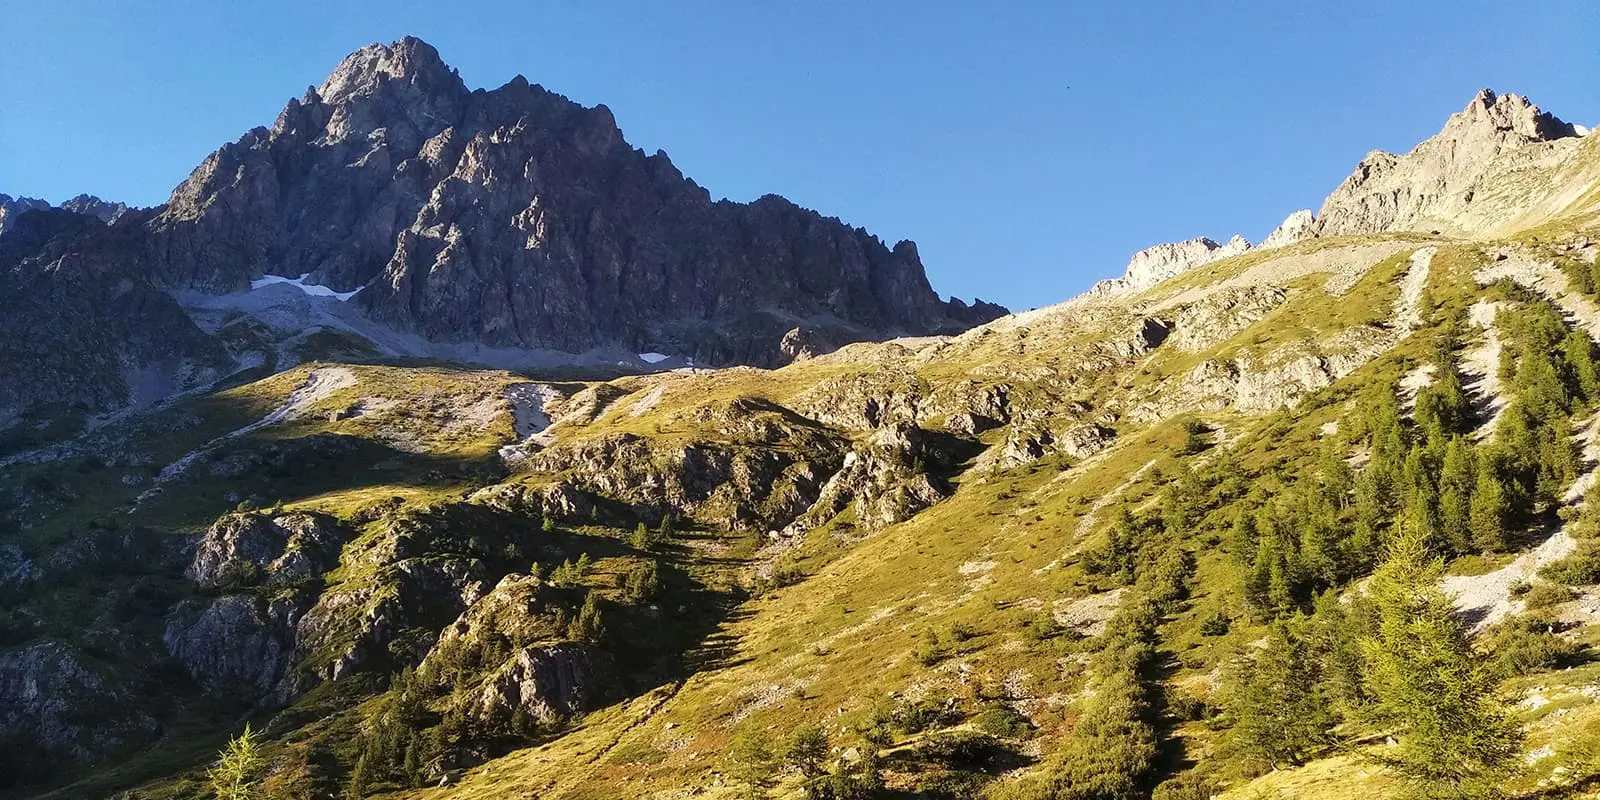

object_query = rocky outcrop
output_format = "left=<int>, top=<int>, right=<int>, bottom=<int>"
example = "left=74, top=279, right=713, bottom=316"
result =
left=163, top=593, right=303, bottom=702
left=471, top=644, right=605, bottom=724
left=781, top=423, right=967, bottom=537
left=422, top=573, right=608, bottom=725
left=0, top=641, right=158, bottom=763
left=1089, top=235, right=1252, bottom=296
left=291, top=554, right=487, bottom=685
left=519, top=397, right=848, bottom=530
left=979, top=421, right=1114, bottom=471
left=1261, top=209, right=1316, bottom=249
left=187, top=511, right=349, bottom=589
left=1169, top=285, right=1288, bottom=350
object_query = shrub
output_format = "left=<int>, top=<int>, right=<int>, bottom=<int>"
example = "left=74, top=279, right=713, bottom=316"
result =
left=920, top=730, right=1007, bottom=769
left=914, top=629, right=950, bottom=666
left=1151, top=772, right=1219, bottom=800
left=1197, top=610, right=1230, bottom=637
left=948, top=621, right=980, bottom=642
left=1541, top=544, right=1600, bottom=585
left=1486, top=616, right=1584, bottom=677
left=915, top=769, right=986, bottom=799
left=889, top=694, right=960, bottom=735
left=973, top=704, right=1033, bottom=738
left=1523, top=581, right=1574, bottom=610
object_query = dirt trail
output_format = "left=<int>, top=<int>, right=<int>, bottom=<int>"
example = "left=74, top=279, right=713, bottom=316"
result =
left=133, top=368, right=356, bottom=507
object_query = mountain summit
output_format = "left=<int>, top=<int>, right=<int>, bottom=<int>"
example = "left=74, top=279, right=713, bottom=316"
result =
left=146, top=36, right=1002, bottom=364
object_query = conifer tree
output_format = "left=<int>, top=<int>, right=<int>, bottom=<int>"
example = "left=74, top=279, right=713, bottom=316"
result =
left=1469, top=454, right=1510, bottom=552
left=1317, top=440, right=1355, bottom=510
left=1307, top=590, right=1371, bottom=715
left=1563, top=329, right=1600, bottom=405
left=1225, top=617, right=1333, bottom=768
left=209, top=724, right=265, bottom=800
left=1227, top=506, right=1258, bottom=565
left=1298, top=491, right=1341, bottom=588
left=1362, top=524, right=1521, bottom=796
left=785, top=725, right=830, bottom=799
left=730, top=730, right=776, bottom=800
left=1399, top=445, right=1442, bottom=552
left=1438, top=436, right=1477, bottom=554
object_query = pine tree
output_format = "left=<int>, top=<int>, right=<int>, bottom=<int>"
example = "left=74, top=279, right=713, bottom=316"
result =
left=1318, top=440, right=1355, bottom=509
left=624, top=560, right=660, bottom=603
left=1438, top=436, right=1477, bottom=555
left=1535, top=420, right=1578, bottom=506
left=630, top=522, right=651, bottom=550
left=1399, top=445, right=1442, bottom=552
left=1227, top=507, right=1259, bottom=565
left=209, top=724, right=265, bottom=800
left=785, top=725, right=830, bottom=799
left=1362, top=524, right=1521, bottom=796
left=730, top=730, right=776, bottom=800
left=343, top=752, right=372, bottom=800
left=1225, top=617, right=1334, bottom=768
left=1307, top=589, right=1371, bottom=715
left=1298, top=492, right=1341, bottom=588
left=1469, top=455, right=1510, bottom=552
left=570, top=591, right=606, bottom=641
left=1564, top=329, right=1600, bottom=405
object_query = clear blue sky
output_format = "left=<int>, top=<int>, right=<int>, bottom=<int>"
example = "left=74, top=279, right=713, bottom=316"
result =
left=2, top=1, right=1594, bottom=310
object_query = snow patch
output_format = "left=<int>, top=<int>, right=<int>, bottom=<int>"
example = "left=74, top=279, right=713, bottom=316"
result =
left=638, top=352, right=671, bottom=364
left=250, top=273, right=363, bottom=302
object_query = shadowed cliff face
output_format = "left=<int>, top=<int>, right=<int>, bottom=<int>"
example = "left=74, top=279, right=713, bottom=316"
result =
left=138, top=36, right=1005, bottom=363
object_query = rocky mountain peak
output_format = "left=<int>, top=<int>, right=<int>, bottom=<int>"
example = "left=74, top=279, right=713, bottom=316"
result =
left=0, top=193, right=127, bottom=239
left=316, top=36, right=465, bottom=108
left=1247, top=89, right=1588, bottom=253
left=1450, top=88, right=1578, bottom=142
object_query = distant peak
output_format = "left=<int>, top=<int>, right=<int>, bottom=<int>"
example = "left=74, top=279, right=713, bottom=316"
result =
left=1448, top=88, right=1577, bottom=142
left=316, top=36, right=464, bottom=106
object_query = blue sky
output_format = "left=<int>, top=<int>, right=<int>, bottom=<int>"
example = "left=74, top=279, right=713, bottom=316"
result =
left=2, top=1, right=1594, bottom=310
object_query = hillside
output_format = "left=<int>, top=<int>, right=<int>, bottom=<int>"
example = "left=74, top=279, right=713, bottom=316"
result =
left=2, top=84, right=1600, bottom=800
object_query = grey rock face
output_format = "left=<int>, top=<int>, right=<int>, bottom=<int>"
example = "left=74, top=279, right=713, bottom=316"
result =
left=129, top=37, right=1002, bottom=365
left=1170, top=285, right=1288, bottom=351
left=163, top=593, right=302, bottom=701
left=187, top=511, right=348, bottom=590
left=1261, top=209, right=1317, bottom=249
left=0, top=641, right=158, bottom=762
left=472, top=644, right=604, bottom=724
left=423, top=573, right=608, bottom=724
